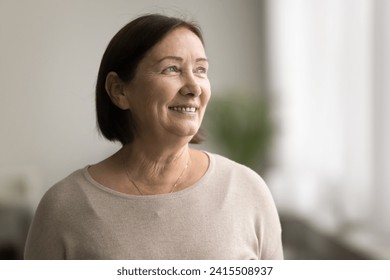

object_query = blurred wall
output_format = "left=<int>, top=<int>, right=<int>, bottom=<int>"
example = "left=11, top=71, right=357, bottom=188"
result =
left=0, top=0, right=264, bottom=208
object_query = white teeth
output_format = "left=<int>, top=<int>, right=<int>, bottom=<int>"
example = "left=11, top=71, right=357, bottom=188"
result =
left=170, top=106, right=197, bottom=112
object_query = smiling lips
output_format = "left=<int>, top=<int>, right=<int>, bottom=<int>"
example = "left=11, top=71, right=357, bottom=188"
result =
left=169, top=106, right=198, bottom=113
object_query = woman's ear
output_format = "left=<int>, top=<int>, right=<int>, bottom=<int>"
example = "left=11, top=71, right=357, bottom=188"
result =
left=105, top=72, right=130, bottom=110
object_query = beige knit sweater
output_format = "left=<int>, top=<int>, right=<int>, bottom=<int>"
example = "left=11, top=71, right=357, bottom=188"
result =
left=24, top=152, right=283, bottom=260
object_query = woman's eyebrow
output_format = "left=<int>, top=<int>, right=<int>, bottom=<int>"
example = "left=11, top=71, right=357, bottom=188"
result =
left=157, top=56, right=183, bottom=63
left=156, top=56, right=208, bottom=63
left=195, top=57, right=208, bottom=63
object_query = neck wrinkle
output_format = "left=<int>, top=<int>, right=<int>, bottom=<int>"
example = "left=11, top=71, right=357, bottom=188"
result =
left=120, top=142, right=190, bottom=190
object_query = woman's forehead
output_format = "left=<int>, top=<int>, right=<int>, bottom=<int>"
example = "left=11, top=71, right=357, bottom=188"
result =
left=146, top=28, right=206, bottom=61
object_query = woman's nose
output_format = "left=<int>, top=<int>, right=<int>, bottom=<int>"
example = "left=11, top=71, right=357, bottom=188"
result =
left=179, top=73, right=201, bottom=97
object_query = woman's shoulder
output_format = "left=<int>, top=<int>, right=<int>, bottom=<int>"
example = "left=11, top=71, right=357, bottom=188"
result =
left=206, top=151, right=280, bottom=223
left=37, top=167, right=88, bottom=212
left=206, top=151, right=274, bottom=200
left=207, top=152, right=264, bottom=182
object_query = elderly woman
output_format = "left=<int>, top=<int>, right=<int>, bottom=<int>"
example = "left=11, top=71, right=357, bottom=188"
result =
left=24, top=14, right=283, bottom=260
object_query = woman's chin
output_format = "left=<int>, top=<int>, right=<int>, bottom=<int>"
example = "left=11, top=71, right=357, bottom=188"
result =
left=168, top=127, right=199, bottom=140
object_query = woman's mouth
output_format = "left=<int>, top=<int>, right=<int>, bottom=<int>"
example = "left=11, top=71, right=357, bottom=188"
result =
left=168, top=106, right=198, bottom=113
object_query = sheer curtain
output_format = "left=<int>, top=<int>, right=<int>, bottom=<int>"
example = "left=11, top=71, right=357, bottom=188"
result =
left=266, top=0, right=389, bottom=258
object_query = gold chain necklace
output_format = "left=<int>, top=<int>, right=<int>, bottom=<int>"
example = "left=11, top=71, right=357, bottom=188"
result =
left=123, top=155, right=190, bottom=195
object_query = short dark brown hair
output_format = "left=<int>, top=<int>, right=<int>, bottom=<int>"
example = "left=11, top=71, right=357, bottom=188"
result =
left=96, top=14, right=205, bottom=145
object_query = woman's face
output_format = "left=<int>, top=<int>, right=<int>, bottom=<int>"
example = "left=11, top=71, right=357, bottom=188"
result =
left=123, top=27, right=211, bottom=142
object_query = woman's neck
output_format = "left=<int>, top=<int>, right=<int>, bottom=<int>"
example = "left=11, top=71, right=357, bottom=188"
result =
left=119, top=140, right=191, bottom=194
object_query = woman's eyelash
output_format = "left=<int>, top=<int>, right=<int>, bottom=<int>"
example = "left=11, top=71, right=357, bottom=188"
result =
left=163, top=66, right=179, bottom=73
left=196, top=67, right=207, bottom=74
left=162, top=65, right=208, bottom=74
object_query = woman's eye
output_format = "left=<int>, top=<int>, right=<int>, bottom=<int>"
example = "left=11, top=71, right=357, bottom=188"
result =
left=195, top=67, right=207, bottom=74
left=163, top=66, right=179, bottom=73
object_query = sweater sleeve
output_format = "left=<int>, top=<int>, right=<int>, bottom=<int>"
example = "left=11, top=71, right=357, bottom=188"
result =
left=243, top=169, right=283, bottom=260
left=257, top=178, right=284, bottom=260
left=24, top=187, right=66, bottom=259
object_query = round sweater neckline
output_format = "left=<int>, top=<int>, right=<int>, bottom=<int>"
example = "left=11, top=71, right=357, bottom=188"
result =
left=82, top=151, right=215, bottom=201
